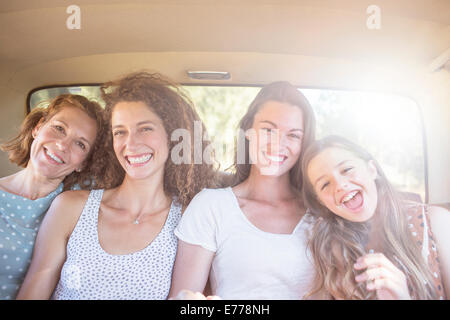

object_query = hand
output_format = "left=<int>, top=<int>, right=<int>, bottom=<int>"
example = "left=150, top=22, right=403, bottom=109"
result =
left=354, top=253, right=411, bottom=300
left=169, top=289, right=221, bottom=300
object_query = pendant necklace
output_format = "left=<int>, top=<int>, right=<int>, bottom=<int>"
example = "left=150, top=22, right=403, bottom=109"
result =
left=133, top=213, right=145, bottom=225
left=132, top=201, right=170, bottom=225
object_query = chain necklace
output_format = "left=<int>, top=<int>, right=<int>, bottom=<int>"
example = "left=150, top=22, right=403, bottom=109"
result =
left=132, top=202, right=171, bottom=225
left=133, top=211, right=148, bottom=225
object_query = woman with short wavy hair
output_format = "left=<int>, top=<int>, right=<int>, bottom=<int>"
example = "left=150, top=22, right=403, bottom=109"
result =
left=0, top=94, right=106, bottom=299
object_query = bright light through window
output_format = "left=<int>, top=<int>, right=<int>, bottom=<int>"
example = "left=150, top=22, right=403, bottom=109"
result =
left=29, top=85, right=425, bottom=200
left=301, top=89, right=424, bottom=200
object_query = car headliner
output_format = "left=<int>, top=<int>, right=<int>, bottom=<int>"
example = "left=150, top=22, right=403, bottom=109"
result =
left=0, top=0, right=448, bottom=204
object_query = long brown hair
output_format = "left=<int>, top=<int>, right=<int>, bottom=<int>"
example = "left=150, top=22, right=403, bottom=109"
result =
left=1, top=94, right=107, bottom=191
left=301, top=135, right=438, bottom=299
left=230, top=81, right=316, bottom=190
left=99, top=71, right=217, bottom=208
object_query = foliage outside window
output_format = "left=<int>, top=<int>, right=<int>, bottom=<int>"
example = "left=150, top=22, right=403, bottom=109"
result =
left=29, top=85, right=425, bottom=200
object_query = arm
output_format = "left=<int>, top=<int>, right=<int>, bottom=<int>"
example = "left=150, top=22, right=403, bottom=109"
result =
left=16, top=191, right=87, bottom=299
left=168, top=240, right=215, bottom=298
left=427, top=205, right=450, bottom=298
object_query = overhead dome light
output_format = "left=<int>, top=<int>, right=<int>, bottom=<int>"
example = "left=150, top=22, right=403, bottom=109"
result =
left=187, top=71, right=231, bottom=80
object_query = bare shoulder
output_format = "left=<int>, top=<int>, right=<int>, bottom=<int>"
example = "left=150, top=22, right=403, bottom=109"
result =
left=426, top=205, right=450, bottom=246
left=0, top=173, right=18, bottom=192
left=46, top=189, right=91, bottom=223
left=427, top=205, right=450, bottom=223
left=52, top=189, right=91, bottom=207
left=43, top=189, right=93, bottom=240
left=0, top=175, right=10, bottom=189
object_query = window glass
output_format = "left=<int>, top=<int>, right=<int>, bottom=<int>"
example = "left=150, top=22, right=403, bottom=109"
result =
left=302, top=89, right=424, bottom=200
left=29, top=86, right=104, bottom=110
left=29, top=85, right=425, bottom=200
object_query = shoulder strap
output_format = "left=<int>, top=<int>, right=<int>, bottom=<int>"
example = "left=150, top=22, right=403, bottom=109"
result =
left=407, top=204, right=446, bottom=299
left=68, top=189, right=104, bottom=243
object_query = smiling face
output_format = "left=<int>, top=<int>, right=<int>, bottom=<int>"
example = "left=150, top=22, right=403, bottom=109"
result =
left=29, top=105, right=98, bottom=180
left=306, top=147, right=379, bottom=222
left=111, top=101, right=169, bottom=181
left=247, top=100, right=304, bottom=177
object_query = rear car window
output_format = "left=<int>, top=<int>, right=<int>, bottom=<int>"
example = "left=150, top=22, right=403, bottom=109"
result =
left=29, top=85, right=426, bottom=200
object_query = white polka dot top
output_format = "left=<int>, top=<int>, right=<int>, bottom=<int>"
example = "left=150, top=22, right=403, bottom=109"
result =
left=52, top=189, right=181, bottom=300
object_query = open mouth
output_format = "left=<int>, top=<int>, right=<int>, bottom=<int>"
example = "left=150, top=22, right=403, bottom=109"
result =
left=44, top=147, right=65, bottom=164
left=340, top=190, right=364, bottom=211
left=126, top=153, right=153, bottom=166
left=264, top=152, right=288, bottom=164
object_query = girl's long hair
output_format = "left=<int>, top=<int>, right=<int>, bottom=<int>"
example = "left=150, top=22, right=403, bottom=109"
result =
left=301, top=135, right=438, bottom=299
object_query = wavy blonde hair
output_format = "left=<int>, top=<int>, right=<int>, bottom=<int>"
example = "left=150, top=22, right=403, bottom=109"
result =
left=301, top=136, right=438, bottom=300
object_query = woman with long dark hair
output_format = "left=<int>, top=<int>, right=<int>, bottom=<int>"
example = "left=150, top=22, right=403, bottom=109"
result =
left=169, top=81, right=317, bottom=299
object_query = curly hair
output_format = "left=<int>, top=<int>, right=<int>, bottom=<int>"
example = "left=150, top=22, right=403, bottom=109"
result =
left=98, top=71, right=218, bottom=208
left=1, top=94, right=108, bottom=191
left=301, top=136, right=438, bottom=300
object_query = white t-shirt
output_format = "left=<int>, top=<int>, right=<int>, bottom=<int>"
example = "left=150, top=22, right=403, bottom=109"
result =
left=174, top=187, right=316, bottom=300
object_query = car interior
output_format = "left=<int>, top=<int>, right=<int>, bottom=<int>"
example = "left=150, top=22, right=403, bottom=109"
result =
left=0, top=0, right=449, bottom=208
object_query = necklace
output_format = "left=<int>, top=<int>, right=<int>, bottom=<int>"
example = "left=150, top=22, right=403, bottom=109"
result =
left=132, top=202, right=171, bottom=225
left=133, top=211, right=149, bottom=224
left=132, top=212, right=145, bottom=225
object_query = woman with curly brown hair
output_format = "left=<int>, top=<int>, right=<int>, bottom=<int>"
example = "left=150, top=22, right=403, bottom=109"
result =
left=0, top=94, right=105, bottom=299
left=17, top=72, right=217, bottom=300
